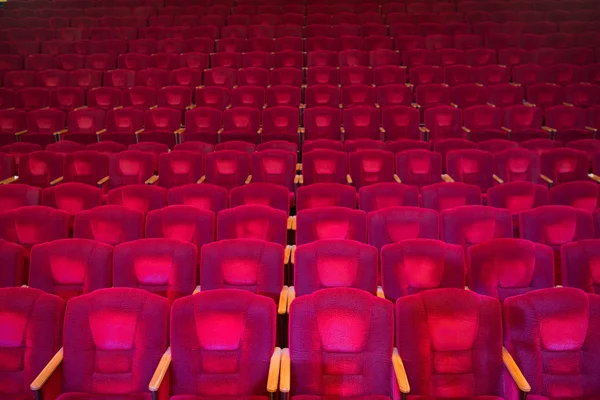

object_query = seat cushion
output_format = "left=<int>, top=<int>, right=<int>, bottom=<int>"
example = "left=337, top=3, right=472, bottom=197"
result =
left=407, top=397, right=503, bottom=400
left=527, top=396, right=600, bottom=400
left=293, top=396, right=391, bottom=400
left=170, top=397, right=268, bottom=400
left=0, top=394, right=32, bottom=400
left=57, top=393, right=151, bottom=400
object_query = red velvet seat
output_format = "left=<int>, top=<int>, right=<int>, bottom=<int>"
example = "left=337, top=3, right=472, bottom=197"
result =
left=73, top=205, right=144, bottom=246
left=561, top=239, right=600, bottom=294
left=396, top=289, right=506, bottom=400
left=358, top=182, right=419, bottom=213
left=113, top=238, right=197, bottom=302
left=106, top=184, right=167, bottom=215
left=421, top=182, right=482, bottom=212
left=468, top=238, right=554, bottom=301
left=294, top=239, right=378, bottom=296
left=203, top=150, right=251, bottom=190
left=155, top=151, right=204, bottom=189
left=29, top=238, right=112, bottom=300
left=217, top=204, right=287, bottom=247
left=0, top=183, right=41, bottom=210
left=381, top=239, right=464, bottom=301
left=503, top=288, right=600, bottom=400
left=395, top=150, right=443, bottom=188
left=301, top=150, right=348, bottom=186
left=167, top=183, right=228, bottom=214
left=549, top=181, right=600, bottom=212
left=446, top=149, right=496, bottom=192
left=349, top=150, right=396, bottom=189
left=296, top=183, right=357, bottom=211
left=0, top=205, right=69, bottom=251
left=42, top=182, right=102, bottom=215
left=440, top=205, right=513, bottom=251
left=34, top=288, right=169, bottom=400
left=0, top=287, right=64, bottom=400
left=296, top=206, right=367, bottom=245
left=368, top=206, right=439, bottom=251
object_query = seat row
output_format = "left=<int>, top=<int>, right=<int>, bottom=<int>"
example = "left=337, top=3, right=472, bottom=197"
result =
left=2, top=285, right=599, bottom=399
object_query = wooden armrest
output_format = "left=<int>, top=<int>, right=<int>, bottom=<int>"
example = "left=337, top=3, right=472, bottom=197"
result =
left=50, top=176, right=64, bottom=186
left=524, top=101, right=535, bottom=107
left=541, top=126, right=555, bottom=133
left=286, top=286, right=295, bottom=313
left=96, top=128, right=107, bottom=135
left=296, top=163, right=302, bottom=171
left=291, top=245, right=296, bottom=264
left=15, top=130, right=28, bottom=136
left=347, top=174, right=353, bottom=184
left=245, top=175, right=252, bottom=184
left=185, top=104, right=195, bottom=110
left=462, top=126, right=471, bottom=133
left=450, top=102, right=458, bottom=108
left=135, top=128, right=145, bottom=135
left=586, top=126, right=598, bottom=133
left=380, top=127, right=386, bottom=133
left=287, top=216, right=295, bottom=231
left=267, top=347, right=283, bottom=393
left=197, top=175, right=205, bottom=184
left=145, top=175, right=159, bottom=185
left=285, top=245, right=292, bottom=264
left=279, top=348, right=290, bottom=393
left=97, top=176, right=109, bottom=186
left=149, top=105, right=158, bottom=110
left=510, top=82, right=522, bottom=87
left=502, top=126, right=511, bottom=133
left=563, top=102, right=574, bottom=107
left=148, top=347, right=171, bottom=392
left=392, top=348, right=410, bottom=394
left=31, top=348, right=63, bottom=391
left=54, top=129, right=68, bottom=135
left=540, top=174, right=553, bottom=185
left=299, top=104, right=306, bottom=109
left=394, top=174, right=401, bottom=183
left=588, top=173, right=600, bottom=183
left=412, top=102, right=420, bottom=109
left=418, top=126, right=429, bottom=133
left=294, top=174, right=301, bottom=184
left=74, top=105, right=88, bottom=110
left=298, top=175, right=303, bottom=185
left=486, top=102, right=496, bottom=107
left=193, top=285, right=201, bottom=294
left=502, top=347, right=531, bottom=393
left=278, top=286, right=289, bottom=315
left=298, top=127, right=305, bottom=134
left=175, top=128, right=185, bottom=134
left=218, top=127, right=224, bottom=134
left=441, top=174, right=454, bottom=182
left=493, top=174, right=504, bottom=184
left=0, top=176, right=18, bottom=185
left=377, top=286, right=385, bottom=299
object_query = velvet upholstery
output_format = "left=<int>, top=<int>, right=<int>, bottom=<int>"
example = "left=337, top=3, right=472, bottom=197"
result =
left=113, top=238, right=197, bottom=302
left=561, top=239, right=600, bottom=294
left=395, top=150, right=443, bottom=188
left=487, top=182, right=550, bottom=217
left=296, top=206, right=367, bottom=245
left=296, top=184, right=357, bottom=211
left=42, top=182, right=103, bottom=214
left=0, top=184, right=41, bottom=210
left=17, top=151, right=63, bottom=188
left=106, top=150, right=155, bottom=190
left=381, top=239, right=465, bottom=301
left=217, top=204, right=288, bottom=247
left=29, top=238, right=112, bottom=300
left=468, top=238, right=554, bottom=301
left=59, top=288, right=169, bottom=398
left=421, top=182, right=482, bottom=212
left=540, top=148, right=589, bottom=186
left=169, top=290, right=276, bottom=397
left=204, top=150, right=251, bottom=190
left=294, top=239, right=378, bottom=296
left=288, top=287, right=394, bottom=398
left=446, top=149, right=496, bottom=192
left=368, top=206, right=439, bottom=251
left=167, top=183, right=228, bottom=214
left=440, top=205, right=512, bottom=251
left=349, top=150, right=396, bottom=189
left=200, top=239, right=284, bottom=301
left=396, top=289, right=504, bottom=399
left=157, top=151, right=204, bottom=189
left=107, top=184, right=167, bottom=215
left=493, top=148, right=541, bottom=183
left=0, top=205, right=69, bottom=249
left=503, top=288, right=600, bottom=400
left=145, top=205, right=215, bottom=252
left=358, top=183, right=420, bottom=213
left=73, top=205, right=144, bottom=246
left=230, top=183, right=291, bottom=214
left=0, top=239, right=26, bottom=287
left=549, top=182, right=600, bottom=212
left=251, top=149, right=297, bottom=193
left=0, top=287, right=64, bottom=400
left=301, top=149, right=349, bottom=185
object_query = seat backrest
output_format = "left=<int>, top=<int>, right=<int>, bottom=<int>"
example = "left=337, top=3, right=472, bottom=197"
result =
left=396, top=288, right=503, bottom=398
left=349, top=149, right=395, bottom=189
left=358, top=182, right=420, bottom=213
left=503, top=288, right=600, bottom=399
left=421, top=182, right=482, bottom=212
left=41, top=182, right=102, bottom=214
left=170, top=289, right=276, bottom=397
left=0, top=184, right=42, bottom=211
left=296, top=206, right=367, bottom=245
left=157, top=150, right=204, bottom=189
left=549, top=181, right=600, bottom=212
left=217, top=204, right=287, bottom=247
left=368, top=206, right=439, bottom=250
left=0, top=206, right=69, bottom=247
left=540, top=148, right=589, bottom=185
left=395, top=150, right=443, bottom=188
left=381, top=239, right=464, bottom=301
left=519, top=205, right=594, bottom=249
left=468, top=238, right=554, bottom=301
left=106, top=184, right=167, bottom=215
left=62, top=288, right=169, bottom=394
left=302, top=149, right=348, bottom=185
left=0, top=287, right=64, bottom=397
left=29, top=238, right=112, bottom=300
left=167, top=183, right=228, bottom=214
left=446, top=149, right=495, bottom=192
left=440, top=205, right=513, bottom=251
left=200, top=239, right=284, bottom=301
left=251, top=149, right=296, bottom=192
left=229, top=182, right=290, bottom=214
left=18, top=151, right=63, bottom=188
left=294, top=239, right=378, bottom=296
left=145, top=205, right=214, bottom=250
left=296, top=183, right=357, bottom=211
left=113, top=238, right=197, bottom=302
left=108, top=150, right=155, bottom=189
left=289, top=287, right=393, bottom=396
left=561, top=239, right=600, bottom=294
left=204, top=150, right=251, bottom=190
left=486, top=181, right=550, bottom=216
left=73, top=205, right=144, bottom=246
